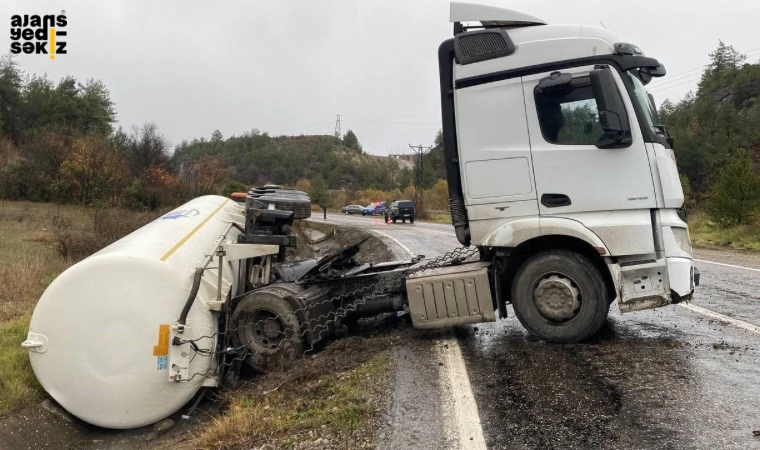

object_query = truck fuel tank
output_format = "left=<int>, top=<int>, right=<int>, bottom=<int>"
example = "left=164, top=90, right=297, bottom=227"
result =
left=406, top=261, right=496, bottom=328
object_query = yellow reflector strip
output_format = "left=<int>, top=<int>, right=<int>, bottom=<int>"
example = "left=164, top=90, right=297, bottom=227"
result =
left=160, top=199, right=229, bottom=261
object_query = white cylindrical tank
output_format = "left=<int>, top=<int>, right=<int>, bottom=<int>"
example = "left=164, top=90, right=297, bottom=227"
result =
left=24, top=195, right=244, bottom=429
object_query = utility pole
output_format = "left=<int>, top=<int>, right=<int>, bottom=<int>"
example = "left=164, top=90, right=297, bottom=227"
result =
left=334, top=114, right=341, bottom=140
left=409, top=144, right=433, bottom=217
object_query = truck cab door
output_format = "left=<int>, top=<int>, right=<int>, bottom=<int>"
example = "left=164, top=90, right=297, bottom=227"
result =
left=522, top=66, right=657, bottom=255
left=453, top=76, right=539, bottom=244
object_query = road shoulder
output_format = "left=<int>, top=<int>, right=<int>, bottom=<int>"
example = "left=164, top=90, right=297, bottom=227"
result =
left=694, top=247, right=760, bottom=270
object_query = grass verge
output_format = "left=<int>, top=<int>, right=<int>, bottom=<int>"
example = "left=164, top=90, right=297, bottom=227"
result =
left=191, top=340, right=395, bottom=450
left=688, top=209, right=760, bottom=251
left=425, top=212, right=450, bottom=224
left=0, top=200, right=164, bottom=416
left=0, top=316, right=42, bottom=415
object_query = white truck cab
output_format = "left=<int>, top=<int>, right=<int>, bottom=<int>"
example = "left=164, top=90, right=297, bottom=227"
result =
left=438, top=2, right=699, bottom=341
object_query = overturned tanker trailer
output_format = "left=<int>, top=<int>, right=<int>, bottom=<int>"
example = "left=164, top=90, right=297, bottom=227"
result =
left=22, top=187, right=493, bottom=429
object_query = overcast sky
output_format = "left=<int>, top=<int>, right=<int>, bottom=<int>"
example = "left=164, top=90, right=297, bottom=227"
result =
left=4, top=0, right=759, bottom=155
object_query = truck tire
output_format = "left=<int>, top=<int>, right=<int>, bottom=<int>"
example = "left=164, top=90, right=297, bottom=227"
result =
left=247, top=189, right=312, bottom=220
left=409, top=217, right=415, bottom=223
left=231, top=286, right=303, bottom=371
left=511, top=250, right=609, bottom=343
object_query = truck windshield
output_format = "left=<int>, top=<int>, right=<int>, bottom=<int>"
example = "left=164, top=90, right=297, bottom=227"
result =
left=626, top=71, right=663, bottom=136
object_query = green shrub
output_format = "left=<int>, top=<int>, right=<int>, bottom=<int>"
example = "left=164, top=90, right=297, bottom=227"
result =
left=123, top=179, right=164, bottom=211
left=221, top=180, right=248, bottom=198
left=680, top=173, right=694, bottom=211
left=707, top=148, right=760, bottom=225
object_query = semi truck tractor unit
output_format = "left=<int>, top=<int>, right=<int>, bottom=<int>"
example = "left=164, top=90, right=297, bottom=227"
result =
left=23, top=2, right=698, bottom=429
left=436, top=2, right=699, bottom=341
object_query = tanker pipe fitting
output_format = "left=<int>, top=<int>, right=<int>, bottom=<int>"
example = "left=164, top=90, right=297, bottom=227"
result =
left=177, top=222, right=236, bottom=332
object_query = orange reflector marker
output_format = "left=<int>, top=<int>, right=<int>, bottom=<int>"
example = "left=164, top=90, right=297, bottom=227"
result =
left=595, top=247, right=607, bottom=255
left=153, top=324, right=170, bottom=356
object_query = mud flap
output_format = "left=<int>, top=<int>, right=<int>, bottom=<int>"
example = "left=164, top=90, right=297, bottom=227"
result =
left=616, top=260, right=671, bottom=313
left=406, top=262, right=496, bottom=328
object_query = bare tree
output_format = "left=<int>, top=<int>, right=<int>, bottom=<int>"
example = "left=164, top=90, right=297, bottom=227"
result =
left=22, top=125, right=76, bottom=182
left=125, top=121, right=169, bottom=175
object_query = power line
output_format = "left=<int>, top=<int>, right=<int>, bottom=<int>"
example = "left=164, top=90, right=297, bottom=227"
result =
left=341, top=119, right=440, bottom=125
left=647, top=66, right=705, bottom=88
left=648, top=46, right=760, bottom=91
left=649, top=75, right=703, bottom=93
left=649, top=49, right=760, bottom=94
left=341, top=113, right=440, bottom=120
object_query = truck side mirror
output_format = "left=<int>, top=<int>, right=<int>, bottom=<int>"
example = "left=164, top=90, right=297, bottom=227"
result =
left=590, top=67, right=632, bottom=148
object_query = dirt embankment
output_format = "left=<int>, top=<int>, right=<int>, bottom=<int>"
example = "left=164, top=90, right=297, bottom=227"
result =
left=0, top=221, right=404, bottom=450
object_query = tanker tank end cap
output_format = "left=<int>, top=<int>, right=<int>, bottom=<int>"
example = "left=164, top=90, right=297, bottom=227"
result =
left=21, top=332, right=49, bottom=353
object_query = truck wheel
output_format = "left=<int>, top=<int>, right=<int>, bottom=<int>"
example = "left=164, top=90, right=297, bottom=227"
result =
left=409, top=217, right=415, bottom=223
left=392, top=218, right=397, bottom=224
left=231, top=287, right=303, bottom=371
left=402, top=218, right=406, bottom=223
left=511, top=250, right=609, bottom=343
left=247, top=189, right=312, bottom=220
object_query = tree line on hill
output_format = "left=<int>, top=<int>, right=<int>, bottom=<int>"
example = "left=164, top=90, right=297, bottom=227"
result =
left=0, top=54, right=435, bottom=210
left=1, top=40, right=757, bottom=224
left=660, top=42, right=760, bottom=225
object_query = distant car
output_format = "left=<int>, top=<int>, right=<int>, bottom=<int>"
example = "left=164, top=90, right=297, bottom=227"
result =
left=385, top=200, right=416, bottom=223
left=341, top=204, right=364, bottom=215
left=362, top=202, right=386, bottom=216
left=362, top=204, right=375, bottom=216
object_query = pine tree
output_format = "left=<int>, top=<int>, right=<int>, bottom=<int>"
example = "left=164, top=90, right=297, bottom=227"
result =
left=707, top=148, right=760, bottom=224
left=342, top=130, right=362, bottom=152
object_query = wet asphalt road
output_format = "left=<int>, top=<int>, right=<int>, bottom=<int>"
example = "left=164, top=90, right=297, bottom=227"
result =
left=319, top=213, right=760, bottom=450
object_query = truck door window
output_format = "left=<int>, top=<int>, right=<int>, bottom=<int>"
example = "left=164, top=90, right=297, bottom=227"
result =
left=535, top=84, right=605, bottom=145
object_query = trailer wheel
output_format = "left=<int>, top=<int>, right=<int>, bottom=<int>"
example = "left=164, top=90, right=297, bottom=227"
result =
left=231, top=287, right=303, bottom=371
left=511, top=250, right=609, bottom=343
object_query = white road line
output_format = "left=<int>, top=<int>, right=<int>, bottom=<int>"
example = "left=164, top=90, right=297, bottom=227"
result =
left=437, top=336, right=488, bottom=450
left=678, top=303, right=760, bottom=335
left=694, top=259, right=760, bottom=273
left=405, top=227, right=457, bottom=237
left=369, top=229, right=415, bottom=257
left=369, top=228, right=486, bottom=449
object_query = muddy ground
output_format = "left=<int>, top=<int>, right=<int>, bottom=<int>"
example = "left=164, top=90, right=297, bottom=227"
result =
left=0, top=221, right=403, bottom=450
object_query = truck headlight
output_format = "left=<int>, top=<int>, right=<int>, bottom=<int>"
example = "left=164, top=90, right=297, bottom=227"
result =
left=672, top=227, right=692, bottom=255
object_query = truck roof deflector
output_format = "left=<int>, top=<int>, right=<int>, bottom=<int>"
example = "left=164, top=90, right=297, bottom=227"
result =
left=450, top=2, right=547, bottom=27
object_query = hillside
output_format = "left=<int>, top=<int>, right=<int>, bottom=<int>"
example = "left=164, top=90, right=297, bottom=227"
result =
left=171, top=133, right=414, bottom=192
left=660, top=42, right=760, bottom=194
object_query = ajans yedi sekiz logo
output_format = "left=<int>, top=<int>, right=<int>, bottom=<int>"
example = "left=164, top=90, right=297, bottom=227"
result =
left=9, top=11, right=67, bottom=60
